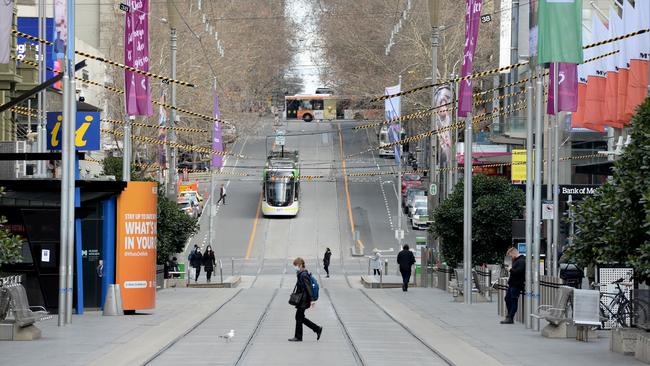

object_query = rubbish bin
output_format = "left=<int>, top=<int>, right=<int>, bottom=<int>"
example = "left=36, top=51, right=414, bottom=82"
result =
left=559, top=263, right=584, bottom=289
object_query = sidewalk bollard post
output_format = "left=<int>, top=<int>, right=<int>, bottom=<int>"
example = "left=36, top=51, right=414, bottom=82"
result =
left=368, top=257, right=371, bottom=275
left=413, top=264, right=416, bottom=286
left=219, top=259, right=223, bottom=284
left=380, top=270, right=383, bottom=289
left=384, top=259, right=388, bottom=276
left=231, top=257, right=234, bottom=276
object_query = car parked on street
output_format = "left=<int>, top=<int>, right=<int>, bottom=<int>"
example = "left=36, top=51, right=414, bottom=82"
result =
left=401, top=173, right=424, bottom=196
left=408, top=196, right=427, bottom=218
left=404, top=188, right=426, bottom=214
left=177, top=198, right=199, bottom=219
left=410, top=205, right=430, bottom=230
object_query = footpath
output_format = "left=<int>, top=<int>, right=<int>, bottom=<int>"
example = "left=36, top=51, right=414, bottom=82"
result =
left=0, top=283, right=645, bottom=366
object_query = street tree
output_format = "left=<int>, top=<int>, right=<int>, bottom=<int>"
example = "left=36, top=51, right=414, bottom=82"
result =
left=431, top=174, right=525, bottom=267
left=157, top=190, right=199, bottom=264
left=567, top=98, right=650, bottom=283
left=0, top=188, right=23, bottom=267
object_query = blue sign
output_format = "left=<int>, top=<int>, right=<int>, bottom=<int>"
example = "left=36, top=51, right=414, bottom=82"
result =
left=518, top=242, right=526, bottom=254
left=17, top=17, right=55, bottom=81
left=46, top=112, right=101, bottom=151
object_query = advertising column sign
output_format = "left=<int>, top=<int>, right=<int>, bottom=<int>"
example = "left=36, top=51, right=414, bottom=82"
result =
left=116, top=182, right=158, bottom=310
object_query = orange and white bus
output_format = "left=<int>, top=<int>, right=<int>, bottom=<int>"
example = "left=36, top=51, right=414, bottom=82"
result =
left=284, top=94, right=381, bottom=122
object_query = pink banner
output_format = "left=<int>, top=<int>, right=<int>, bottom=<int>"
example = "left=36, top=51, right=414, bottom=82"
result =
left=547, top=63, right=578, bottom=115
left=457, top=0, right=482, bottom=117
left=211, top=89, right=223, bottom=169
left=125, top=0, right=153, bottom=116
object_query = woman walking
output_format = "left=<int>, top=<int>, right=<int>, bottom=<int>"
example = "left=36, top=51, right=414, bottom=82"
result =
left=288, top=257, right=323, bottom=342
left=371, top=249, right=382, bottom=276
left=203, top=246, right=216, bottom=283
left=189, top=246, right=203, bottom=283
left=323, top=248, right=332, bottom=278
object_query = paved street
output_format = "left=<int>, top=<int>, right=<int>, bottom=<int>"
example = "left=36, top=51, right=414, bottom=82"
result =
left=1, top=118, right=645, bottom=366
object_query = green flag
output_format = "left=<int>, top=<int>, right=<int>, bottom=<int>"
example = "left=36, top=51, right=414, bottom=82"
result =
left=537, top=0, right=583, bottom=64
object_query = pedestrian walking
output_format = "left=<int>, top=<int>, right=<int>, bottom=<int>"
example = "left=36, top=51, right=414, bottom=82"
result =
left=203, top=246, right=216, bottom=283
left=371, top=249, right=382, bottom=276
left=288, top=257, right=323, bottom=342
left=501, top=247, right=525, bottom=324
left=397, top=244, right=415, bottom=292
left=323, top=248, right=332, bottom=278
left=189, top=246, right=203, bottom=283
left=216, top=184, right=227, bottom=205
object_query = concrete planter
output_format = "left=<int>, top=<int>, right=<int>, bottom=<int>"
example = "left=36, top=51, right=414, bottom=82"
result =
left=610, top=328, right=646, bottom=355
left=636, top=333, right=650, bottom=364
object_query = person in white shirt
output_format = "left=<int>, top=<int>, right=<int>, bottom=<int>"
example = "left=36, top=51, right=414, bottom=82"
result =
left=217, top=184, right=227, bottom=205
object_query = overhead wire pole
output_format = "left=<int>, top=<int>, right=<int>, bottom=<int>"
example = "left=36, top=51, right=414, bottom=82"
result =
left=397, top=74, right=403, bottom=249
left=208, top=77, right=216, bottom=255
left=427, top=0, right=440, bottom=256
left=552, top=62, right=560, bottom=277
left=63, top=0, right=77, bottom=325
left=167, top=0, right=179, bottom=199
left=532, top=65, right=544, bottom=331
left=524, top=69, right=533, bottom=329
left=123, top=116, right=132, bottom=181
left=37, top=0, right=46, bottom=177
left=545, top=96, right=553, bottom=276
left=463, top=112, right=472, bottom=305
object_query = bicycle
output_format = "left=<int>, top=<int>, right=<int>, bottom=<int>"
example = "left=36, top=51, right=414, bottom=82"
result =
left=596, top=277, right=650, bottom=328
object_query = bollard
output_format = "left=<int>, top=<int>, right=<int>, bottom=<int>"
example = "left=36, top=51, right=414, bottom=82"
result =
left=231, top=257, right=235, bottom=276
left=219, top=259, right=224, bottom=284
left=384, top=259, right=388, bottom=276
left=103, top=284, right=123, bottom=316
left=380, top=270, right=383, bottom=289
left=368, top=258, right=371, bottom=275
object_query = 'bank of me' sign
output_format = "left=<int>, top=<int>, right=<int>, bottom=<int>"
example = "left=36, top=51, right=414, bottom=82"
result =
left=46, top=111, right=101, bottom=151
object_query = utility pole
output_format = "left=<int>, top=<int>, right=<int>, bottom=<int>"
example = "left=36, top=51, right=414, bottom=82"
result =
left=37, top=0, right=46, bottom=177
left=167, top=0, right=179, bottom=199
left=524, top=65, right=533, bottom=329
left=463, top=113, right=473, bottom=305
left=208, top=78, right=216, bottom=254
left=552, top=63, right=560, bottom=278
left=123, top=116, right=132, bottom=181
left=397, top=74, right=403, bottom=249
left=59, top=0, right=77, bottom=325
left=545, top=107, right=553, bottom=275
left=427, top=0, right=440, bottom=255
left=532, top=66, right=544, bottom=331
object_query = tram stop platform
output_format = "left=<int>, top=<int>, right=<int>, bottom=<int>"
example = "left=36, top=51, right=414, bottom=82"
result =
left=0, top=284, right=644, bottom=366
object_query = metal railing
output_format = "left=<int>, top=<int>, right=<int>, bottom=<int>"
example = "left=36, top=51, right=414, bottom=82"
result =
left=497, top=275, right=564, bottom=326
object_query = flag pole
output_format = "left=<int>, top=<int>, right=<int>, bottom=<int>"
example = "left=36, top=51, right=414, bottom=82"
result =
left=532, top=65, right=544, bottom=331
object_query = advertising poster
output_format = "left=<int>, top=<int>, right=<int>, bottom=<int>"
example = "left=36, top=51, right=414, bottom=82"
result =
left=53, top=0, right=65, bottom=89
left=433, top=86, right=453, bottom=165
left=17, top=17, right=55, bottom=80
left=116, top=182, right=158, bottom=311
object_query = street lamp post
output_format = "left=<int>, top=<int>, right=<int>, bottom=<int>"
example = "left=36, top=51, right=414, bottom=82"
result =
left=167, top=0, right=179, bottom=199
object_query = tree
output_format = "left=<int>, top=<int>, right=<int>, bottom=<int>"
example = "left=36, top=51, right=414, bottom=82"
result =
left=567, top=98, right=650, bottom=283
left=0, top=188, right=23, bottom=267
left=431, top=175, right=525, bottom=267
left=157, top=191, right=198, bottom=264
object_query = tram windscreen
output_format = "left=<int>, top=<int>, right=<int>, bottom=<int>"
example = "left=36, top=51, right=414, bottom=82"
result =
left=266, top=173, right=295, bottom=207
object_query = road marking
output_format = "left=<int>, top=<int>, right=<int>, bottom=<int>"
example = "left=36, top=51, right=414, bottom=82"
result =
left=245, top=192, right=263, bottom=259
left=337, top=125, right=356, bottom=239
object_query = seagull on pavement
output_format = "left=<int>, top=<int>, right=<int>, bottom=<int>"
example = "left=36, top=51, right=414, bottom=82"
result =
left=219, top=329, right=235, bottom=342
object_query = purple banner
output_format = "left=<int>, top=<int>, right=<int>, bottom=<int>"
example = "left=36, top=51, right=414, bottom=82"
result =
left=547, top=63, right=578, bottom=115
left=211, top=89, right=224, bottom=169
left=157, top=89, right=167, bottom=168
left=457, top=0, right=483, bottom=117
left=125, top=0, right=153, bottom=116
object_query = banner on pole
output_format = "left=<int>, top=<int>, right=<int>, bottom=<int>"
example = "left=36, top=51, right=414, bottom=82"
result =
left=52, top=0, right=65, bottom=89
left=125, top=0, right=153, bottom=116
left=385, top=83, right=402, bottom=165
left=537, top=0, right=583, bottom=64
left=211, top=88, right=223, bottom=169
left=547, top=63, right=578, bottom=115
left=434, top=86, right=453, bottom=165
left=157, top=88, right=167, bottom=168
left=457, top=0, right=483, bottom=117
left=511, top=149, right=527, bottom=182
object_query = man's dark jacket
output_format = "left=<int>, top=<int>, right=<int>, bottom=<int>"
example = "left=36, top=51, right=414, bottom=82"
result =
left=397, top=249, right=416, bottom=272
left=508, top=255, right=526, bottom=289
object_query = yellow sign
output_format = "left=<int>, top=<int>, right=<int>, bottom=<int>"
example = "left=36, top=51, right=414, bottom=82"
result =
left=511, top=149, right=527, bottom=182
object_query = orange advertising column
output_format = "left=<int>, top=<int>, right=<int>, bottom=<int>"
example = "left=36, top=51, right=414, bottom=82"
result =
left=116, top=182, right=158, bottom=311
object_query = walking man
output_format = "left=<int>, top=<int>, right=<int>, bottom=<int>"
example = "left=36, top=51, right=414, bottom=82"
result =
left=189, top=245, right=203, bottom=283
left=323, top=248, right=332, bottom=278
left=216, top=183, right=227, bottom=205
left=501, top=247, right=525, bottom=324
left=288, top=257, right=323, bottom=342
left=397, top=244, right=416, bottom=292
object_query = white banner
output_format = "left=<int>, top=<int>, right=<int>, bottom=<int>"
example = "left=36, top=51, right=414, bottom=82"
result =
left=0, top=0, right=13, bottom=64
left=499, top=0, right=512, bottom=72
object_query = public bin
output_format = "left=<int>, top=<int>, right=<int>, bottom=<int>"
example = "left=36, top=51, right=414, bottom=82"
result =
left=559, top=263, right=584, bottom=289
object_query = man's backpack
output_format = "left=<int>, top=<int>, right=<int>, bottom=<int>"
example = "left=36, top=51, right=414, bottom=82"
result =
left=308, top=272, right=319, bottom=301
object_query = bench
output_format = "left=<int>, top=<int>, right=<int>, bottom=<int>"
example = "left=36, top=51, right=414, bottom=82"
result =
left=530, top=285, right=574, bottom=338
left=450, top=268, right=465, bottom=297
left=6, top=284, right=51, bottom=327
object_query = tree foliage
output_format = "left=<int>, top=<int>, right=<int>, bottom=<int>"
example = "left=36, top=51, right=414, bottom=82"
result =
left=431, top=175, right=525, bottom=267
left=157, top=190, right=198, bottom=264
left=567, top=98, right=650, bottom=283
left=0, top=188, right=23, bottom=267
